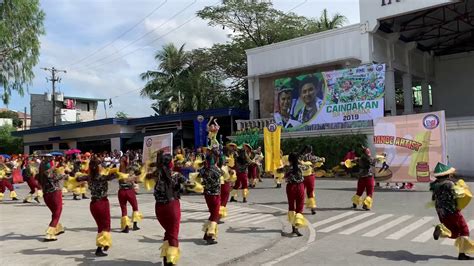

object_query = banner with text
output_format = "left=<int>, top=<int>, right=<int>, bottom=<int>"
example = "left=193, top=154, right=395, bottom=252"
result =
left=274, top=64, right=385, bottom=131
left=142, top=133, right=173, bottom=164
left=264, top=124, right=282, bottom=173
left=373, top=111, right=447, bottom=183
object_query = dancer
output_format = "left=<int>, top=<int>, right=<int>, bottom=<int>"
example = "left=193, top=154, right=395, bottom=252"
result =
left=219, top=156, right=236, bottom=222
left=245, top=144, right=258, bottom=188
left=0, top=156, right=18, bottom=201
left=118, top=156, right=143, bottom=233
left=351, top=147, right=375, bottom=211
left=230, top=147, right=251, bottom=203
left=148, top=150, right=186, bottom=266
left=22, top=158, right=42, bottom=203
left=300, top=145, right=317, bottom=215
left=76, top=156, right=116, bottom=256
left=280, top=152, right=307, bottom=236
left=37, top=159, right=66, bottom=241
left=200, top=147, right=223, bottom=244
left=274, top=152, right=287, bottom=188
left=430, top=162, right=473, bottom=260
left=207, top=117, right=220, bottom=147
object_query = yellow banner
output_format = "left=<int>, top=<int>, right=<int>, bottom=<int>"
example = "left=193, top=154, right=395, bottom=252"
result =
left=264, top=125, right=281, bottom=172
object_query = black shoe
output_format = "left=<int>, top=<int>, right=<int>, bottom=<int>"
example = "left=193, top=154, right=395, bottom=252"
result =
left=458, top=253, right=471, bottom=260
left=206, top=239, right=218, bottom=245
left=23, top=199, right=29, bottom=203
left=103, top=246, right=109, bottom=251
left=217, top=220, right=224, bottom=224
left=133, top=222, right=140, bottom=231
left=73, top=195, right=80, bottom=200
left=243, top=198, right=247, bottom=203
left=12, top=197, right=18, bottom=201
left=433, top=225, right=441, bottom=240
left=44, top=238, right=57, bottom=242
left=95, top=247, right=107, bottom=257
left=56, top=230, right=65, bottom=236
left=362, top=205, right=370, bottom=211
left=122, top=226, right=129, bottom=233
left=82, top=194, right=89, bottom=199
left=229, top=197, right=237, bottom=202
left=311, top=209, right=316, bottom=215
left=276, top=184, right=281, bottom=188
left=34, top=197, right=40, bottom=203
left=351, top=203, right=357, bottom=209
left=292, top=226, right=303, bottom=237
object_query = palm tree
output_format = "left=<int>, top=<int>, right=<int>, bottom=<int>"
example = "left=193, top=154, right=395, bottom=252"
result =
left=317, top=8, right=348, bottom=30
left=140, top=43, right=188, bottom=114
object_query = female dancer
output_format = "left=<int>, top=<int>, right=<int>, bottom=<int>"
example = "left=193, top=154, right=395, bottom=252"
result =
left=230, top=147, right=252, bottom=203
left=37, top=159, right=65, bottom=241
left=148, top=150, right=186, bottom=266
left=76, top=156, right=116, bottom=256
left=22, top=158, right=42, bottom=203
left=351, top=147, right=375, bottom=211
left=280, top=152, right=307, bottom=236
left=0, top=156, right=18, bottom=201
left=300, top=145, right=317, bottom=215
left=118, top=155, right=142, bottom=233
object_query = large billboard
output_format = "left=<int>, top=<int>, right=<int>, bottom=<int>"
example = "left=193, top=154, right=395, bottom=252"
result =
left=373, top=111, right=447, bottom=183
left=274, top=64, right=385, bottom=130
left=142, top=133, right=173, bottom=164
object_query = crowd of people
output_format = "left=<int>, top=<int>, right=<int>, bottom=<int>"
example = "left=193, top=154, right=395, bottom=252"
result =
left=0, top=120, right=472, bottom=263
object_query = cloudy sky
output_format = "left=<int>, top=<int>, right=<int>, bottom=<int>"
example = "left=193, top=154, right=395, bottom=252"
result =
left=4, top=0, right=360, bottom=118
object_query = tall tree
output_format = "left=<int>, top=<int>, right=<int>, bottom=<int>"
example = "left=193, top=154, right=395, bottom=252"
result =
left=0, top=0, right=45, bottom=104
left=316, top=8, right=348, bottom=30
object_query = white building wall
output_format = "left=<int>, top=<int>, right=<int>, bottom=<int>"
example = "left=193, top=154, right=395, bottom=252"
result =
left=446, top=122, right=474, bottom=177
left=432, top=52, right=474, bottom=117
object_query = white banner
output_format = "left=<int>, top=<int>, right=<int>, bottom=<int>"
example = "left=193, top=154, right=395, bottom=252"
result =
left=142, top=133, right=173, bottom=164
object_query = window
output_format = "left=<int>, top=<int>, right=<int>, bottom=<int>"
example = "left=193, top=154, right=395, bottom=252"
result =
left=59, top=143, right=70, bottom=150
left=412, top=85, right=432, bottom=107
left=76, top=101, right=90, bottom=112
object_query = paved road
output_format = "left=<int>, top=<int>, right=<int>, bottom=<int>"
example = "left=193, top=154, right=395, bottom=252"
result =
left=1, top=178, right=473, bottom=265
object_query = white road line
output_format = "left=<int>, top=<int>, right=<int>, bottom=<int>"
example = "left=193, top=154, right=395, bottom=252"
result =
left=363, top=215, right=413, bottom=237
left=261, top=246, right=309, bottom=266
left=386, top=216, right=434, bottom=240
left=238, top=214, right=274, bottom=224
left=441, top=220, right=474, bottom=245
left=226, top=208, right=254, bottom=215
left=318, top=212, right=375, bottom=233
left=251, top=216, right=277, bottom=225
left=226, top=214, right=261, bottom=223
left=182, top=212, right=209, bottom=219
left=339, top=214, right=394, bottom=235
left=412, top=227, right=437, bottom=243
left=312, top=211, right=356, bottom=228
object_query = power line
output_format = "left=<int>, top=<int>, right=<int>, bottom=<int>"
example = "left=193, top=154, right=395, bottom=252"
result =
left=70, top=0, right=197, bottom=71
left=288, top=0, right=308, bottom=12
left=67, top=0, right=168, bottom=68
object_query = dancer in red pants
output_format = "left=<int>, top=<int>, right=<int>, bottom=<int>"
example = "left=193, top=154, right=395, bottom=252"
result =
left=280, top=152, right=307, bottom=236
left=118, top=156, right=142, bottom=233
left=37, top=159, right=65, bottom=241
left=219, top=164, right=235, bottom=221
left=22, top=159, right=43, bottom=203
left=351, top=147, right=375, bottom=211
left=77, top=156, right=116, bottom=257
left=200, top=149, right=223, bottom=245
left=300, top=145, right=317, bottom=215
left=0, top=156, right=18, bottom=201
left=148, top=151, right=186, bottom=266
left=230, top=147, right=251, bottom=203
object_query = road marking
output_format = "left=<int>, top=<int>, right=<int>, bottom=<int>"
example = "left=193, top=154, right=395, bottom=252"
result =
left=261, top=246, right=309, bottom=266
left=386, top=216, right=434, bottom=240
left=226, top=214, right=262, bottom=223
left=251, top=216, right=277, bottom=225
left=412, top=227, right=436, bottom=243
left=182, top=212, right=208, bottom=219
left=240, top=214, right=275, bottom=223
left=339, top=214, right=393, bottom=235
left=312, top=211, right=356, bottom=228
left=362, top=215, right=413, bottom=237
left=441, top=220, right=474, bottom=245
left=318, top=212, right=375, bottom=233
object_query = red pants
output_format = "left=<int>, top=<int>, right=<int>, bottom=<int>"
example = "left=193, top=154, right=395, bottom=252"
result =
left=90, top=198, right=111, bottom=233
left=356, top=176, right=375, bottom=197
left=118, top=189, right=138, bottom=217
left=286, top=183, right=305, bottom=214
left=155, top=199, right=181, bottom=247
left=220, top=182, right=231, bottom=207
left=439, top=211, right=470, bottom=239
left=43, top=190, right=63, bottom=227
left=233, top=172, right=248, bottom=190
left=303, top=174, right=315, bottom=198
left=205, top=194, right=221, bottom=222
left=248, top=165, right=258, bottom=180
left=26, top=178, right=41, bottom=194
left=0, top=178, right=15, bottom=193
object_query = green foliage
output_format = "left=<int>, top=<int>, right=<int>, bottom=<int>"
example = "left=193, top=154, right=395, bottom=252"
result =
left=280, top=135, right=367, bottom=169
left=234, top=128, right=261, bottom=149
left=115, top=111, right=128, bottom=119
left=0, top=125, right=23, bottom=154
left=0, top=0, right=45, bottom=104
left=0, top=110, right=23, bottom=127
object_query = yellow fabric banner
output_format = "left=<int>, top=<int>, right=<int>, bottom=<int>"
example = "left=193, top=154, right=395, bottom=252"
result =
left=264, top=125, right=281, bottom=173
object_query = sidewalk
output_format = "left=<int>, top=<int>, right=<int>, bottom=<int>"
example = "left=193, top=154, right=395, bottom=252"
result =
left=0, top=183, right=283, bottom=265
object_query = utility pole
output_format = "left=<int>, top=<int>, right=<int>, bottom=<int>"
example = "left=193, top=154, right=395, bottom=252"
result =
left=42, top=67, right=66, bottom=126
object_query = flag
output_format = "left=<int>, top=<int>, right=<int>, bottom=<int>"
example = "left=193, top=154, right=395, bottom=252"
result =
left=264, top=125, right=281, bottom=173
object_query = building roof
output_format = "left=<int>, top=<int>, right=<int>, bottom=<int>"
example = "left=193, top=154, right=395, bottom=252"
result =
left=0, top=108, right=31, bottom=119
left=12, top=108, right=249, bottom=137
left=64, top=96, right=107, bottom=102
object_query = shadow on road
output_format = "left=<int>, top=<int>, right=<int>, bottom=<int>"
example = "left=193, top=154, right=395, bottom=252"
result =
left=318, top=187, right=427, bottom=193
left=357, top=250, right=454, bottom=262
left=0, top=232, right=44, bottom=242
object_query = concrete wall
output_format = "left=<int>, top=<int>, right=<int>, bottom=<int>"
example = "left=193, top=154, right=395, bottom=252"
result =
left=432, top=52, right=474, bottom=117
left=31, top=94, right=54, bottom=128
